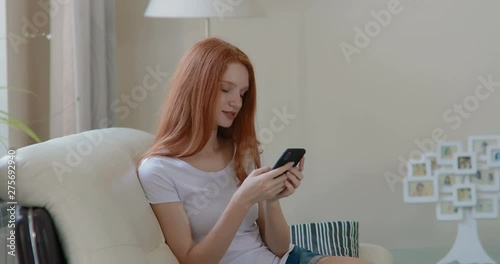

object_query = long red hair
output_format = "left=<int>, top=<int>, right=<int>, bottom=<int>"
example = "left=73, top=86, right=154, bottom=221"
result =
left=138, top=38, right=261, bottom=183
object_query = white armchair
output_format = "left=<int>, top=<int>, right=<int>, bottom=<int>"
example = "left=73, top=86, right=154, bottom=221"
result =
left=0, top=127, right=393, bottom=264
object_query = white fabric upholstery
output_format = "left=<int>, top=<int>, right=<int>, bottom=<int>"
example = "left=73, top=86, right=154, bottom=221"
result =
left=359, top=243, right=394, bottom=264
left=0, top=127, right=393, bottom=264
left=0, top=128, right=179, bottom=264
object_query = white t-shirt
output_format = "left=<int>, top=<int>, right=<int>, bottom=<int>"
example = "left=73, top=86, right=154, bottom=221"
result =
left=137, top=155, right=292, bottom=264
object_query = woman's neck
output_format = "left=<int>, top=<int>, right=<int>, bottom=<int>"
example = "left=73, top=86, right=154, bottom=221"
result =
left=200, top=129, right=229, bottom=156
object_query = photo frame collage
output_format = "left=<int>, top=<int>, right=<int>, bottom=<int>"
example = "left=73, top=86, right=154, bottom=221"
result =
left=403, top=135, right=500, bottom=221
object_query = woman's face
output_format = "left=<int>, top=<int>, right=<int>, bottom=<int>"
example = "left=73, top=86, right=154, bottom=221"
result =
left=215, top=62, right=249, bottom=128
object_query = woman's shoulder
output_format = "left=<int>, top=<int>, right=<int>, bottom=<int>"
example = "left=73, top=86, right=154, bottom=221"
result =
left=138, top=155, right=181, bottom=177
left=139, top=155, right=181, bottom=170
left=141, top=154, right=211, bottom=174
left=137, top=155, right=195, bottom=188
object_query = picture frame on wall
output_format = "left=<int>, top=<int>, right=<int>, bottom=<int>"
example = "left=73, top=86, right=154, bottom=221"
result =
left=467, top=135, right=500, bottom=161
left=436, top=196, right=464, bottom=221
left=471, top=194, right=499, bottom=219
left=424, top=152, right=439, bottom=176
left=486, top=145, right=500, bottom=168
left=403, top=176, right=439, bottom=203
left=407, top=158, right=431, bottom=177
left=437, top=141, right=463, bottom=166
left=453, top=152, right=477, bottom=174
left=452, top=184, right=477, bottom=207
left=435, top=169, right=461, bottom=193
left=470, top=165, right=500, bottom=192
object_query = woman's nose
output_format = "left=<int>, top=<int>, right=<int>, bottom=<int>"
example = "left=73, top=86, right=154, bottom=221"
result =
left=230, top=94, right=242, bottom=108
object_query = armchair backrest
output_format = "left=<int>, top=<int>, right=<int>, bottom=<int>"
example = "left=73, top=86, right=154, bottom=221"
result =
left=0, top=128, right=179, bottom=264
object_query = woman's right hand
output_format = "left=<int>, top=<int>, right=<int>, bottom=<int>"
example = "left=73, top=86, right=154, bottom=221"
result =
left=234, top=162, right=294, bottom=206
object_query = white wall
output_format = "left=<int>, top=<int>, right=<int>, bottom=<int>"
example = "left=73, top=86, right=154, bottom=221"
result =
left=116, top=0, right=500, bottom=257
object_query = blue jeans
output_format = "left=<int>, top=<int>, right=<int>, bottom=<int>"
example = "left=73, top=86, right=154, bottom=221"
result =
left=285, top=245, right=327, bottom=264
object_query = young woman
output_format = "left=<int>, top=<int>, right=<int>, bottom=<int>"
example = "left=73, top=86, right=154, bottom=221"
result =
left=137, top=38, right=371, bottom=264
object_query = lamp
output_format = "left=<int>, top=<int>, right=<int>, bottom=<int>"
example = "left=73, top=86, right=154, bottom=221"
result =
left=144, top=0, right=265, bottom=38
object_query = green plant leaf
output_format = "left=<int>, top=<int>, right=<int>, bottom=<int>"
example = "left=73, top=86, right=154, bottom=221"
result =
left=0, top=87, right=41, bottom=144
left=0, top=119, right=10, bottom=150
left=0, top=110, right=41, bottom=142
left=0, top=136, right=7, bottom=151
left=0, top=86, right=37, bottom=97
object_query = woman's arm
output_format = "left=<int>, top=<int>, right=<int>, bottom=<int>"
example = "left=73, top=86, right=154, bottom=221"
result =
left=257, top=200, right=291, bottom=257
left=152, top=196, right=251, bottom=264
left=257, top=159, right=306, bottom=257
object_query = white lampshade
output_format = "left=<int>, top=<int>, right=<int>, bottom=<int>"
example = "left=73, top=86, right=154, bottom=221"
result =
left=144, top=0, right=265, bottom=18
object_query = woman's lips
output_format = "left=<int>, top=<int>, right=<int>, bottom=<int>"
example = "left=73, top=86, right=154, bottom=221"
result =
left=223, top=111, right=236, bottom=120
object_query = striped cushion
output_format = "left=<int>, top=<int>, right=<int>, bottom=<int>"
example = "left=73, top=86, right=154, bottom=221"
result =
left=289, top=221, right=359, bottom=257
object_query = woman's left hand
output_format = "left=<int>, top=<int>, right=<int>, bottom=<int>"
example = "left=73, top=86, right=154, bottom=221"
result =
left=272, top=156, right=305, bottom=201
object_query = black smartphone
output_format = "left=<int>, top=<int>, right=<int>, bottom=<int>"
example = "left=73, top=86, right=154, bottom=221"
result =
left=272, top=148, right=306, bottom=170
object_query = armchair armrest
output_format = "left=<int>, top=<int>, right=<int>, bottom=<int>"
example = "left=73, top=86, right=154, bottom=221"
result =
left=359, top=243, right=394, bottom=264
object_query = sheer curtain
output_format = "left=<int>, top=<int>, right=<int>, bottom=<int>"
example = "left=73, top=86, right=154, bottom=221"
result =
left=50, top=0, right=116, bottom=138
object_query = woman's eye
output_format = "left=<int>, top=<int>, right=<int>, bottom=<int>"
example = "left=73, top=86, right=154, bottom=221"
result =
left=222, top=89, right=229, bottom=93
